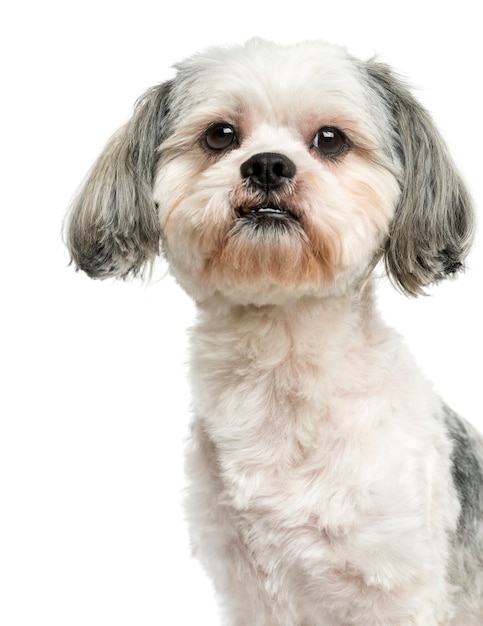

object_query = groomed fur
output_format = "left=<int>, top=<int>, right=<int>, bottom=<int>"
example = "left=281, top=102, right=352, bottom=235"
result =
left=66, top=39, right=482, bottom=625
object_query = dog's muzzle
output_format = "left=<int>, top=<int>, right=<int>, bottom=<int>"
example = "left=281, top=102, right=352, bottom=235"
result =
left=237, top=152, right=298, bottom=223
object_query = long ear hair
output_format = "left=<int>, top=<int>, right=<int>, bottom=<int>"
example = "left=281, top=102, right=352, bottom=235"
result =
left=65, top=81, right=173, bottom=279
left=366, top=62, right=475, bottom=296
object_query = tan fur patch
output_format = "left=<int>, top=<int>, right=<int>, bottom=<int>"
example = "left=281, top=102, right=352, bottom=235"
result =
left=203, top=216, right=336, bottom=291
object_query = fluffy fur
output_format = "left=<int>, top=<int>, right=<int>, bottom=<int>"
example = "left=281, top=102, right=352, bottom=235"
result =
left=66, top=39, right=483, bottom=624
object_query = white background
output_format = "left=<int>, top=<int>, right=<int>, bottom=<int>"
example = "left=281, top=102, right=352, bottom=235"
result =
left=1, top=1, right=482, bottom=624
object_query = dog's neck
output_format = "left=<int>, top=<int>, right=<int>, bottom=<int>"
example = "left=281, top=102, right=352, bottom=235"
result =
left=189, top=283, right=401, bottom=468
left=187, top=282, right=421, bottom=509
left=192, top=282, right=381, bottom=362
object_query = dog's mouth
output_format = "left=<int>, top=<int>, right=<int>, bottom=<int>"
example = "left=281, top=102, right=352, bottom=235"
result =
left=236, top=205, right=299, bottom=224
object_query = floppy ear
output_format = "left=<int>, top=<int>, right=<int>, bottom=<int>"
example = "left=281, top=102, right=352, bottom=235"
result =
left=366, top=62, right=474, bottom=296
left=66, top=81, right=173, bottom=279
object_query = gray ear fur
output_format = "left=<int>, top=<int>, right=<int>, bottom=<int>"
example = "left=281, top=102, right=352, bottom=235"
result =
left=366, top=62, right=474, bottom=296
left=66, top=81, right=173, bottom=279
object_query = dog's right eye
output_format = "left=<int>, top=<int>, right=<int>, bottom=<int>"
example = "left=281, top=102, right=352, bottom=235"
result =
left=204, top=124, right=237, bottom=151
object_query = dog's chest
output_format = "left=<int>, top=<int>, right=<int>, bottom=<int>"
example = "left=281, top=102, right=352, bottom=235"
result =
left=190, top=402, right=436, bottom=622
left=192, top=309, right=410, bottom=515
left=188, top=307, right=445, bottom=609
left=193, top=354, right=416, bottom=576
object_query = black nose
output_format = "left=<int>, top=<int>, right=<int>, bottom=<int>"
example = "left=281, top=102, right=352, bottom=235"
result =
left=240, top=152, right=296, bottom=191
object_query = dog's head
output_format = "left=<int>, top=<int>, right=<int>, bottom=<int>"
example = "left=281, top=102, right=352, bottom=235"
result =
left=66, top=39, right=474, bottom=305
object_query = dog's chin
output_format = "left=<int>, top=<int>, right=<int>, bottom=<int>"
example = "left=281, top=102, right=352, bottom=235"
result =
left=164, top=194, right=380, bottom=306
left=189, top=207, right=348, bottom=306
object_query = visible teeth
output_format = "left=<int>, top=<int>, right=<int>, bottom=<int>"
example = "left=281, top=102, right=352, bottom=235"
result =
left=241, top=206, right=295, bottom=220
left=256, top=207, right=285, bottom=213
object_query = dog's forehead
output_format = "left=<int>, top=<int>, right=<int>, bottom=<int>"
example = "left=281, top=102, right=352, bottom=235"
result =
left=171, top=40, right=369, bottom=124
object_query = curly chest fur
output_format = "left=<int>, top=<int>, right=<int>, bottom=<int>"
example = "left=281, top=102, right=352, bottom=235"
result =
left=185, top=298, right=457, bottom=624
left=187, top=410, right=453, bottom=625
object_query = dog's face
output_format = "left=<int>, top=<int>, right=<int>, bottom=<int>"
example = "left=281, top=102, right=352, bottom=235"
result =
left=66, top=40, right=474, bottom=304
left=155, top=41, right=400, bottom=304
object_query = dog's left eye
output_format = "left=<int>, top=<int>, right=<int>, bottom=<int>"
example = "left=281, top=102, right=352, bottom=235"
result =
left=204, top=123, right=237, bottom=150
left=312, top=127, right=347, bottom=158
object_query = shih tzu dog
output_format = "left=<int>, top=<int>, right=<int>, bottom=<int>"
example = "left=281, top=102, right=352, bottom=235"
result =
left=65, top=39, right=483, bottom=625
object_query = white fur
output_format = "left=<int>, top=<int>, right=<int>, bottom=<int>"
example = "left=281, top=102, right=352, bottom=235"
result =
left=185, top=294, right=462, bottom=625
left=66, top=39, right=481, bottom=625
left=161, top=41, right=479, bottom=624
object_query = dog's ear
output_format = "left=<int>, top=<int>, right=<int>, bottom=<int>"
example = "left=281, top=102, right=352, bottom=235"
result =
left=66, top=81, right=173, bottom=279
left=366, top=62, right=474, bottom=296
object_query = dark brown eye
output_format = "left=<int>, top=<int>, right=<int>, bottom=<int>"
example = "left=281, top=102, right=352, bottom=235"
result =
left=312, top=127, right=347, bottom=157
left=204, top=123, right=237, bottom=150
